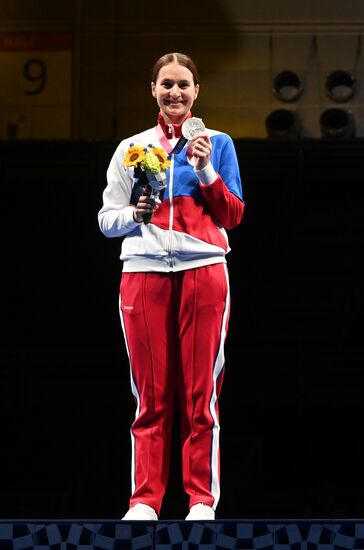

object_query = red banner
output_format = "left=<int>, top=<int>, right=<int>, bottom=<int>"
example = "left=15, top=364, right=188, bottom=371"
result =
left=0, top=32, right=73, bottom=51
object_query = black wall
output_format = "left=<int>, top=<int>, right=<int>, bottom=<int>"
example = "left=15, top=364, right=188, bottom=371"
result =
left=1, top=138, right=364, bottom=520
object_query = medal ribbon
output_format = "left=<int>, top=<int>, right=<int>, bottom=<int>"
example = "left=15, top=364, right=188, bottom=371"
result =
left=156, top=111, right=193, bottom=156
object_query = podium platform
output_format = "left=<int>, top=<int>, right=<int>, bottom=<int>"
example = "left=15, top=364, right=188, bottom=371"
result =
left=1, top=519, right=364, bottom=550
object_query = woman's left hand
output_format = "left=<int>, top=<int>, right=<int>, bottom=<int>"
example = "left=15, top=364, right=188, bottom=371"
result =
left=190, top=133, right=212, bottom=170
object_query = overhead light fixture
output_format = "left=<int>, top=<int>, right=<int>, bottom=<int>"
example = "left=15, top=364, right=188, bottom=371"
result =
left=320, top=108, right=355, bottom=139
left=272, top=70, right=304, bottom=102
left=265, top=109, right=302, bottom=139
left=325, top=70, right=356, bottom=103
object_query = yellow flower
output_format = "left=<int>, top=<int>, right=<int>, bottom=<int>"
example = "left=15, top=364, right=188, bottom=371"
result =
left=123, top=143, right=170, bottom=175
left=151, top=146, right=171, bottom=170
left=124, top=145, right=145, bottom=167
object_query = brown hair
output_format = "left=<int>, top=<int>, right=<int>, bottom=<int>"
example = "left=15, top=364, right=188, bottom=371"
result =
left=151, top=52, right=200, bottom=85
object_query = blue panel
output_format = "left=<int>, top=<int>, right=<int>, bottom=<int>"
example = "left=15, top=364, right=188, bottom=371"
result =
left=1, top=520, right=364, bottom=550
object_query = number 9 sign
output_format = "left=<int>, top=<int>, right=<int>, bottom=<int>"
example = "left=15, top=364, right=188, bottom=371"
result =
left=0, top=32, right=72, bottom=138
left=23, top=58, right=47, bottom=95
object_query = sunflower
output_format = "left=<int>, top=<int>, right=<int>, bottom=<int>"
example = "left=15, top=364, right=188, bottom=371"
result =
left=124, top=144, right=145, bottom=167
left=151, top=146, right=171, bottom=170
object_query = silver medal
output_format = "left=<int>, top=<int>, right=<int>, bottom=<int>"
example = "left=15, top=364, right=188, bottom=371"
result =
left=182, top=117, right=206, bottom=139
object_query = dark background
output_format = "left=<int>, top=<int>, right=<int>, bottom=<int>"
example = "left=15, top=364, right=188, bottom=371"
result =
left=1, top=138, right=364, bottom=520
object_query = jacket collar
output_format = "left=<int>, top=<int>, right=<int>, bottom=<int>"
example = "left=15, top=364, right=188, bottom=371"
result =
left=157, top=111, right=192, bottom=139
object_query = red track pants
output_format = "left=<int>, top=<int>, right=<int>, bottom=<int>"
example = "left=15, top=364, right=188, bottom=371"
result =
left=119, top=263, right=230, bottom=515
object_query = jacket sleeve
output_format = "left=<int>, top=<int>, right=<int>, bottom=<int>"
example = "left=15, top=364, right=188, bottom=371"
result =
left=97, top=142, right=140, bottom=237
left=199, top=176, right=244, bottom=229
left=198, top=134, right=245, bottom=229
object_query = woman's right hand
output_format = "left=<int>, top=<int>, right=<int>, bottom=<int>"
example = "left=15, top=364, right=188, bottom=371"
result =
left=133, top=195, right=157, bottom=223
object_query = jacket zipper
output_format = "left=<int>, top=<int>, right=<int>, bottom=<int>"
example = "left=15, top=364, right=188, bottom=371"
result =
left=167, top=155, right=175, bottom=268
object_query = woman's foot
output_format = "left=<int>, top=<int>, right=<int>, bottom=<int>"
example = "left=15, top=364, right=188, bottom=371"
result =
left=121, top=503, right=158, bottom=520
left=185, top=503, right=215, bottom=520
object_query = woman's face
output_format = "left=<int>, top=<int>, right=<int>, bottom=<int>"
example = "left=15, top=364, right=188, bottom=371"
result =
left=151, top=61, right=199, bottom=124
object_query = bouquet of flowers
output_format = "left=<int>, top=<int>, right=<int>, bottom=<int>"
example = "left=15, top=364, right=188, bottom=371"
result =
left=124, top=144, right=170, bottom=223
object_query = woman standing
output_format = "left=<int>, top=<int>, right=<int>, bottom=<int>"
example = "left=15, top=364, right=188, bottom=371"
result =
left=98, top=52, right=244, bottom=520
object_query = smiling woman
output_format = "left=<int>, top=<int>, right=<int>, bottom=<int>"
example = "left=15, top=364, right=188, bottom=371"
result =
left=151, top=53, right=200, bottom=126
left=98, top=51, right=245, bottom=521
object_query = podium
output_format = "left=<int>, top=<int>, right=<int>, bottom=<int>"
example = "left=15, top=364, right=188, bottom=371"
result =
left=1, top=519, right=364, bottom=549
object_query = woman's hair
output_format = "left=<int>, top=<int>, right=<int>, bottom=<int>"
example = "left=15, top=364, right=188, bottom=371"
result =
left=151, top=52, right=200, bottom=85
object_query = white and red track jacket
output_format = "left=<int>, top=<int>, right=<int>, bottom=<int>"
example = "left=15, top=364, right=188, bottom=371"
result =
left=98, top=115, right=245, bottom=272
